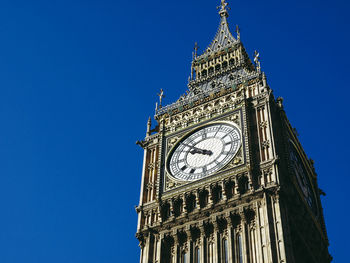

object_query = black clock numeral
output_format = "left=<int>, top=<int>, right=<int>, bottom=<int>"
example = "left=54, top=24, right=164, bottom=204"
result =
left=181, top=165, right=187, bottom=171
left=214, top=125, right=222, bottom=137
left=190, top=168, right=196, bottom=174
left=221, top=133, right=229, bottom=140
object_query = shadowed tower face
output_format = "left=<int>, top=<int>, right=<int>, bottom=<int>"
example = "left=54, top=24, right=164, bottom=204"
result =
left=135, top=1, right=332, bottom=263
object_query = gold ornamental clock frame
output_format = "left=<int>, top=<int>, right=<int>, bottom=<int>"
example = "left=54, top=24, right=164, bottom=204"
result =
left=162, top=108, right=248, bottom=194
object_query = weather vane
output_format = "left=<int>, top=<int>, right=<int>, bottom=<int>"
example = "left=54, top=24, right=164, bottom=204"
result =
left=218, top=0, right=229, bottom=12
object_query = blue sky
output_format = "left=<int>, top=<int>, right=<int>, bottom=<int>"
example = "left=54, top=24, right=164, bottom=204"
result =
left=0, top=0, right=348, bottom=262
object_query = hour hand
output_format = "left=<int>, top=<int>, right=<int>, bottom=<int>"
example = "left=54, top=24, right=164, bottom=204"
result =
left=190, top=148, right=213, bottom=156
left=182, top=143, right=213, bottom=156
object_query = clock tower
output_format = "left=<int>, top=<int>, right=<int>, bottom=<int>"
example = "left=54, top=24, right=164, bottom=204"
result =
left=135, top=1, right=332, bottom=263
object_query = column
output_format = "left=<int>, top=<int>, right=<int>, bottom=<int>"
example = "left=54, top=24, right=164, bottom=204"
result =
left=182, top=194, right=188, bottom=216
left=212, top=217, right=219, bottom=263
left=221, top=181, right=227, bottom=201
left=169, top=199, right=175, bottom=220
left=155, top=233, right=163, bottom=263
left=195, top=190, right=200, bottom=211
left=199, top=222, right=206, bottom=263
left=137, top=148, right=148, bottom=231
left=234, top=178, right=239, bottom=196
left=239, top=209, right=248, bottom=263
left=172, top=231, right=179, bottom=263
left=225, top=213, right=234, bottom=263
left=138, top=235, right=145, bottom=263
left=142, top=233, right=150, bottom=263
left=185, top=226, right=192, bottom=263
left=207, top=186, right=213, bottom=207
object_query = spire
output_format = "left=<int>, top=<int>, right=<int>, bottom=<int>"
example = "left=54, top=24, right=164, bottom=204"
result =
left=204, top=0, right=237, bottom=55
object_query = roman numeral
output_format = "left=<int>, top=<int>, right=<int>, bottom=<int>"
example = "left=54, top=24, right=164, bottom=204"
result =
left=214, top=125, right=222, bottom=137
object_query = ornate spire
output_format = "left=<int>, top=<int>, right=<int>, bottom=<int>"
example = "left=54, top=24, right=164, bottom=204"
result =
left=204, top=0, right=237, bottom=55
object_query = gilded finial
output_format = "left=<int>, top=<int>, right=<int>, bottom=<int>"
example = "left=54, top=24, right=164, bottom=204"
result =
left=220, top=0, right=228, bottom=10
left=157, top=89, right=164, bottom=108
left=194, top=42, right=198, bottom=59
left=218, top=0, right=230, bottom=17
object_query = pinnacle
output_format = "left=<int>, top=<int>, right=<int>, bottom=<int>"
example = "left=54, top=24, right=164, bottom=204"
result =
left=198, top=0, right=237, bottom=57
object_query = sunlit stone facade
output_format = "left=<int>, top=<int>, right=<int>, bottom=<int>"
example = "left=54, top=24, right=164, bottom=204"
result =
left=136, top=1, right=331, bottom=262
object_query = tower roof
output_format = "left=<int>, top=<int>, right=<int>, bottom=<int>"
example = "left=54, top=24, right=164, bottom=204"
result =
left=201, top=0, right=237, bottom=56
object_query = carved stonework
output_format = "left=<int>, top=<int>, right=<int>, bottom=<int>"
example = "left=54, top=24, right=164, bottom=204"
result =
left=136, top=2, right=331, bottom=263
left=167, top=136, right=180, bottom=151
left=165, top=174, right=185, bottom=190
left=261, top=140, right=270, bottom=149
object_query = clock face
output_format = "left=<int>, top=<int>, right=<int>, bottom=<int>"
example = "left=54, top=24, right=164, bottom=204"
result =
left=289, top=141, right=316, bottom=212
left=167, top=123, right=242, bottom=182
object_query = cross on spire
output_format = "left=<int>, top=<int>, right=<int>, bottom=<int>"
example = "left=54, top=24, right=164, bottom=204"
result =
left=157, top=89, right=165, bottom=108
left=221, top=0, right=228, bottom=10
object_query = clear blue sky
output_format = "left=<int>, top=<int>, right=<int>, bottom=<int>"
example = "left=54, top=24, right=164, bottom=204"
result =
left=0, top=0, right=348, bottom=262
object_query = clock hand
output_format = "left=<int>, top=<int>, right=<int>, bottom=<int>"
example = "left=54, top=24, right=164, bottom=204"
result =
left=181, top=143, right=213, bottom=156
left=189, top=147, right=213, bottom=156
left=192, top=149, right=213, bottom=156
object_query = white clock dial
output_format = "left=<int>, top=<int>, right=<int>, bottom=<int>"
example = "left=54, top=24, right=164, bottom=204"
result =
left=167, top=123, right=242, bottom=182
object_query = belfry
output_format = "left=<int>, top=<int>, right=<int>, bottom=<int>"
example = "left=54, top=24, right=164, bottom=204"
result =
left=136, top=1, right=332, bottom=262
